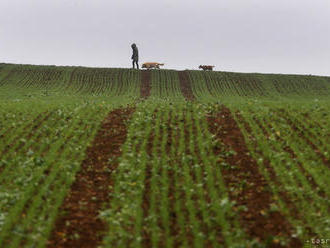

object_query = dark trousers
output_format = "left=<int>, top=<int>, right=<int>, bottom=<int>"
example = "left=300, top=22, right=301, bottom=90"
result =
left=132, top=60, right=139, bottom=69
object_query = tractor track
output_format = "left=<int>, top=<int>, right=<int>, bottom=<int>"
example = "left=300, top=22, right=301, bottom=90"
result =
left=47, top=107, right=135, bottom=248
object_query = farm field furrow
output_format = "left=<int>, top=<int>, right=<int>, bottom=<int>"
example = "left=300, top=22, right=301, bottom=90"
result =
left=141, top=70, right=151, bottom=99
left=0, top=63, right=329, bottom=248
left=229, top=102, right=330, bottom=241
left=102, top=102, right=247, bottom=248
left=0, top=88, right=135, bottom=247
left=207, top=106, right=301, bottom=247
left=0, top=106, right=108, bottom=247
left=48, top=107, right=135, bottom=248
left=178, top=71, right=195, bottom=101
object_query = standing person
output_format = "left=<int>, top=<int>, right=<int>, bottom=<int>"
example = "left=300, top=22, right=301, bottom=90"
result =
left=131, top=43, right=139, bottom=69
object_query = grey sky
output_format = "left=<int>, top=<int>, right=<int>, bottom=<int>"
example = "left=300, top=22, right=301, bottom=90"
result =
left=1, top=0, right=329, bottom=76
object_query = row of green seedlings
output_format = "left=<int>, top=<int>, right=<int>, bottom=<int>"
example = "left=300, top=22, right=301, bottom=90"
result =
left=67, top=68, right=119, bottom=95
left=216, top=73, right=266, bottom=97
left=150, top=70, right=185, bottom=100
left=0, top=67, right=75, bottom=99
left=0, top=100, right=52, bottom=157
left=187, top=71, right=267, bottom=101
left=260, top=105, right=330, bottom=195
left=273, top=107, right=330, bottom=161
left=0, top=112, right=37, bottom=145
left=191, top=72, right=265, bottom=102
left=67, top=68, right=141, bottom=97
left=231, top=104, right=330, bottom=240
left=187, top=70, right=330, bottom=100
left=261, top=106, right=329, bottom=236
left=0, top=103, right=113, bottom=248
left=0, top=67, right=65, bottom=90
left=185, top=71, right=215, bottom=102
left=262, top=100, right=329, bottom=163
left=0, top=65, right=14, bottom=86
left=101, top=101, right=249, bottom=248
left=0, top=66, right=142, bottom=98
left=269, top=75, right=329, bottom=96
left=186, top=71, right=248, bottom=102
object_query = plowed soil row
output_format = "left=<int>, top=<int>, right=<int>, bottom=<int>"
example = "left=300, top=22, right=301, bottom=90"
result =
left=47, top=107, right=135, bottom=248
left=234, top=112, right=302, bottom=217
left=207, top=107, right=301, bottom=247
left=178, top=71, right=196, bottom=101
left=235, top=112, right=318, bottom=238
left=141, top=70, right=151, bottom=98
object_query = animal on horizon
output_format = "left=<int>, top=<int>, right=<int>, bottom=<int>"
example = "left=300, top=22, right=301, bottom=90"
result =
left=142, top=62, right=164, bottom=69
left=199, top=65, right=215, bottom=71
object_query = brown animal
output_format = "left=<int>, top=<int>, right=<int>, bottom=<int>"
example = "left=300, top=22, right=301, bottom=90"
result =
left=142, top=62, right=164, bottom=69
left=199, top=65, right=215, bottom=71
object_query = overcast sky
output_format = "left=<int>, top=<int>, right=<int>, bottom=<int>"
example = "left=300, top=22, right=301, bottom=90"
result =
left=0, top=0, right=329, bottom=76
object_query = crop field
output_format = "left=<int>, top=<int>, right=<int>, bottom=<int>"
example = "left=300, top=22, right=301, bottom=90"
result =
left=0, top=63, right=329, bottom=248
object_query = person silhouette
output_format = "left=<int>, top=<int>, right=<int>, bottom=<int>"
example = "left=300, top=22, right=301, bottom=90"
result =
left=131, top=43, right=139, bottom=69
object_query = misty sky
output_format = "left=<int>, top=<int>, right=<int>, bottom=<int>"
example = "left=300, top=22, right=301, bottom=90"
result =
left=1, top=0, right=329, bottom=76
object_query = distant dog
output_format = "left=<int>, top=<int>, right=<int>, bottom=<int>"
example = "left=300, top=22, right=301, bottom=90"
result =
left=199, top=65, right=215, bottom=71
left=142, top=62, right=164, bottom=69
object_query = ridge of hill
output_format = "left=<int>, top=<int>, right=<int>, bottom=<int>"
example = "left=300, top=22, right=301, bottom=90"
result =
left=0, top=62, right=329, bottom=99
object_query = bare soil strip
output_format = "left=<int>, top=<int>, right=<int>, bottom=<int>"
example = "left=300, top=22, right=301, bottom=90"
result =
left=234, top=112, right=301, bottom=213
left=141, top=70, right=151, bottom=99
left=207, top=107, right=301, bottom=247
left=47, top=107, right=135, bottom=248
left=235, top=112, right=317, bottom=237
left=178, top=71, right=196, bottom=101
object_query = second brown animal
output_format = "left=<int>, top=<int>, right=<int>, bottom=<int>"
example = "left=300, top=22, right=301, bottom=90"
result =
left=199, top=65, right=215, bottom=71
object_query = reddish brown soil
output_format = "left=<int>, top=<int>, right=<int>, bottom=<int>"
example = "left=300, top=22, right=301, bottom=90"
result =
left=234, top=112, right=298, bottom=207
left=178, top=71, right=196, bottom=101
left=141, top=70, right=151, bottom=98
left=207, top=107, right=301, bottom=248
left=47, top=107, right=135, bottom=248
left=235, top=112, right=316, bottom=237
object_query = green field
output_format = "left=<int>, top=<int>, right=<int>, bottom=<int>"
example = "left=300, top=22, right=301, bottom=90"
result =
left=0, top=63, right=329, bottom=248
